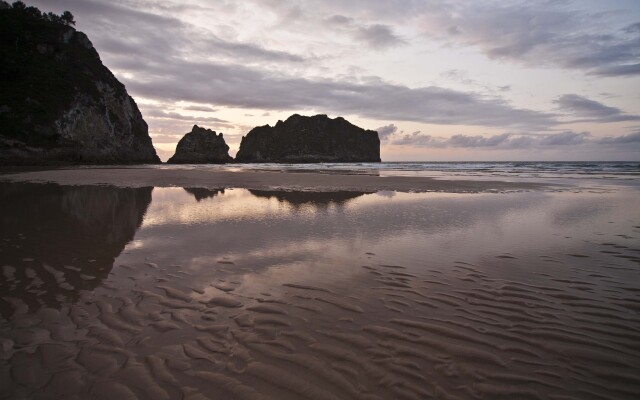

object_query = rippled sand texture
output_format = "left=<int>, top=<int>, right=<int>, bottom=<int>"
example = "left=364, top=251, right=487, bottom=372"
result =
left=1, top=184, right=639, bottom=399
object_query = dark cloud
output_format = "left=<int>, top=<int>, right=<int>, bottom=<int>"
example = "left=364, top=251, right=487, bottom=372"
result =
left=326, top=14, right=352, bottom=26
left=375, top=124, right=398, bottom=140
left=590, top=63, right=640, bottom=77
left=144, top=110, right=229, bottom=124
left=555, top=94, right=640, bottom=122
left=203, top=34, right=305, bottom=63
left=596, top=131, right=640, bottom=144
left=326, top=14, right=405, bottom=50
left=539, top=131, right=589, bottom=146
left=184, top=106, right=218, bottom=112
left=353, top=24, right=406, bottom=50
left=624, top=22, right=640, bottom=34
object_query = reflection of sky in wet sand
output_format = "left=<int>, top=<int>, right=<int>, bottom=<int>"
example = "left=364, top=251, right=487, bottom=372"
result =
left=112, top=186, right=639, bottom=300
left=2, top=183, right=639, bottom=399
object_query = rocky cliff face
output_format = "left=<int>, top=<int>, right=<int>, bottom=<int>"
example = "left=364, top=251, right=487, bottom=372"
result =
left=235, top=114, right=380, bottom=163
left=0, top=3, right=160, bottom=164
left=167, top=125, right=233, bottom=164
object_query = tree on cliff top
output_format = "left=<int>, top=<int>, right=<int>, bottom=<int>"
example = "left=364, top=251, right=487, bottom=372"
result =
left=61, top=10, right=75, bottom=26
left=1, top=1, right=75, bottom=25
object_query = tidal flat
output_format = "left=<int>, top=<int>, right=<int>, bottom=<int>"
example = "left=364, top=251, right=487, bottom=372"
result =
left=1, top=171, right=639, bottom=399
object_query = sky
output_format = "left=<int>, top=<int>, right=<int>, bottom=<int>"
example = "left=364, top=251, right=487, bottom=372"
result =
left=32, top=0, right=640, bottom=161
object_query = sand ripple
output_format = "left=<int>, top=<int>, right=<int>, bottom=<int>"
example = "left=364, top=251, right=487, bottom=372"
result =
left=1, top=189, right=639, bottom=399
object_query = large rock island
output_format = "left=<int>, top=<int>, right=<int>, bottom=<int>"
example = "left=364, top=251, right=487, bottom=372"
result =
left=167, top=125, right=232, bottom=164
left=235, top=114, right=380, bottom=163
left=0, top=2, right=159, bottom=165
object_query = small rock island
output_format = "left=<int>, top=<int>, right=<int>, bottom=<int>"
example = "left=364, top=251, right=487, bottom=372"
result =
left=167, top=125, right=232, bottom=164
left=235, top=114, right=380, bottom=163
left=0, top=2, right=159, bottom=164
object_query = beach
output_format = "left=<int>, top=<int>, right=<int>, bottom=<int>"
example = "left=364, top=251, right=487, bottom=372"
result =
left=1, top=164, right=639, bottom=399
left=1, top=166, right=548, bottom=193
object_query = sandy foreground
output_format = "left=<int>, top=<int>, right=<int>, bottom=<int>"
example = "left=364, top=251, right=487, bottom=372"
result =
left=1, top=172, right=639, bottom=399
left=0, top=167, right=547, bottom=192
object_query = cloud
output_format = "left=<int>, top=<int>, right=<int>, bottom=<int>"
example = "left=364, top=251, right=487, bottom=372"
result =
left=184, top=105, right=218, bottom=112
left=596, top=130, right=640, bottom=144
left=353, top=24, right=406, bottom=50
left=448, top=133, right=513, bottom=147
left=590, top=63, right=640, bottom=77
left=30, top=0, right=307, bottom=64
left=375, top=124, right=398, bottom=140
left=144, top=110, right=230, bottom=125
left=326, top=14, right=405, bottom=50
left=140, top=108, right=237, bottom=133
left=391, top=131, right=593, bottom=148
left=36, top=0, right=639, bottom=80
left=326, top=15, right=352, bottom=25
left=440, top=69, right=515, bottom=94
left=391, top=132, right=437, bottom=147
left=202, top=34, right=306, bottom=63
left=417, top=1, right=640, bottom=77
left=555, top=94, right=640, bottom=122
left=538, top=130, right=589, bottom=145
left=115, top=57, right=556, bottom=130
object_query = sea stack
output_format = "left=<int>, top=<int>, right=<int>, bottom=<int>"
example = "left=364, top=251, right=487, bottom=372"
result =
left=0, top=3, right=160, bottom=164
left=167, top=125, right=233, bottom=164
left=235, top=114, right=380, bottom=163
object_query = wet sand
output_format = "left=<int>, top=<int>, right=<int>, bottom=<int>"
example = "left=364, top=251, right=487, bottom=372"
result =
left=1, top=180, right=640, bottom=399
left=0, top=167, right=547, bottom=193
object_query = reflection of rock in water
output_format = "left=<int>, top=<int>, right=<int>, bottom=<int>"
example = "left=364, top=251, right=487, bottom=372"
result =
left=183, top=187, right=225, bottom=202
left=0, top=183, right=152, bottom=315
left=249, top=190, right=369, bottom=207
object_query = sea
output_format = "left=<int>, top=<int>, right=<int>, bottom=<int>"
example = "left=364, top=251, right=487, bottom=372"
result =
left=126, top=160, right=640, bottom=185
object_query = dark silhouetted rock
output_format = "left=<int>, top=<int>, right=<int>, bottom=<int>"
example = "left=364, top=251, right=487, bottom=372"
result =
left=183, top=187, right=226, bottom=201
left=167, top=125, right=233, bottom=164
left=0, top=3, right=160, bottom=165
left=235, top=114, right=380, bottom=163
left=249, top=190, right=370, bottom=206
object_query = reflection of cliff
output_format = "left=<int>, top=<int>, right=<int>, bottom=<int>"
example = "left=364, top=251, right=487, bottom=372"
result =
left=183, top=187, right=225, bottom=202
left=249, top=190, right=368, bottom=207
left=0, top=183, right=152, bottom=315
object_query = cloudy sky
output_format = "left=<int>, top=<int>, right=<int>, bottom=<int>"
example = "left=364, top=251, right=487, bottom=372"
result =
left=33, top=0, right=640, bottom=161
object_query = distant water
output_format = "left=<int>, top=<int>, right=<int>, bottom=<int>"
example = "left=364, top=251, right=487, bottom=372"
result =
left=137, top=161, right=640, bottom=183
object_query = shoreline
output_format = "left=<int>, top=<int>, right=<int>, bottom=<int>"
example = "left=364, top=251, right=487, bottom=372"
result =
left=0, top=167, right=551, bottom=193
